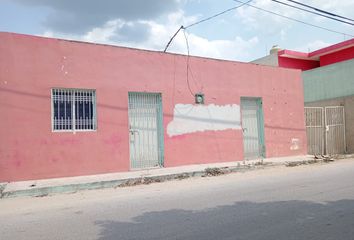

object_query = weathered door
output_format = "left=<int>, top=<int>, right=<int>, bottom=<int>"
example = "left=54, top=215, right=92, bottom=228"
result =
left=241, top=98, right=265, bottom=159
left=128, top=92, right=164, bottom=169
left=304, top=107, right=324, bottom=155
left=325, top=106, right=346, bottom=155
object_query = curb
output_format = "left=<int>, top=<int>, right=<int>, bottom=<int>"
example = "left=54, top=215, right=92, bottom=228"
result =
left=0, top=184, right=6, bottom=198
left=1, top=163, right=273, bottom=199
left=1, top=156, right=348, bottom=199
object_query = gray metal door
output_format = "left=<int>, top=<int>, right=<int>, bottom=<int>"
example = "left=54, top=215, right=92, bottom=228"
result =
left=241, top=98, right=265, bottom=159
left=304, top=107, right=324, bottom=155
left=128, top=92, right=164, bottom=169
left=325, top=106, right=346, bottom=155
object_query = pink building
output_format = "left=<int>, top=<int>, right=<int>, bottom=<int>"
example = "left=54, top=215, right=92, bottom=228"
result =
left=0, top=32, right=307, bottom=182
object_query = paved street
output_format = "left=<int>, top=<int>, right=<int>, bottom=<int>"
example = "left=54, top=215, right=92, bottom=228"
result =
left=1, top=159, right=354, bottom=240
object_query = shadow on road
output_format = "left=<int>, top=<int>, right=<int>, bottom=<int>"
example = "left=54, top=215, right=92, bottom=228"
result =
left=95, top=199, right=354, bottom=240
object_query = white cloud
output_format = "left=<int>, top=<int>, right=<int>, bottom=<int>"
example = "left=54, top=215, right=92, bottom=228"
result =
left=235, top=0, right=354, bottom=38
left=232, top=0, right=354, bottom=58
left=8, top=0, right=354, bottom=61
left=172, top=32, right=258, bottom=60
left=39, top=0, right=354, bottom=62
left=43, top=10, right=259, bottom=61
left=295, top=40, right=332, bottom=53
left=236, top=0, right=354, bottom=27
left=235, top=0, right=307, bottom=34
left=14, top=0, right=181, bottom=34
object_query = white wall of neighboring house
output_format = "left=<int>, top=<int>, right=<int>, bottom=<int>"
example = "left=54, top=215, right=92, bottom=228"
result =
left=251, top=53, right=279, bottom=67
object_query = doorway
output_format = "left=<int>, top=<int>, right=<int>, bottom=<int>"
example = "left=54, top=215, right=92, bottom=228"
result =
left=241, top=97, right=265, bottom=159
left=128, top=92, right=164, bottom=169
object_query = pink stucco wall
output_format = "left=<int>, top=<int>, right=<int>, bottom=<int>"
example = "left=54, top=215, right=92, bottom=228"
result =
left=0, top=32, right=307, bottom=182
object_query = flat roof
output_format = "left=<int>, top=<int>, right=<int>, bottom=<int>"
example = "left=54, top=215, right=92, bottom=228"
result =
left=278, top=38, right=354, bottom=61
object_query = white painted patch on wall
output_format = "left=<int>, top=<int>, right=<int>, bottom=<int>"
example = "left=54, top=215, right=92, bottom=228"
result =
left=167, top=104, right=241, bottom=137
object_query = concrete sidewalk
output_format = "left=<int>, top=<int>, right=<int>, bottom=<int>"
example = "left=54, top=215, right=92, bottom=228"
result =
left=0, top=155, right=335, bottom=199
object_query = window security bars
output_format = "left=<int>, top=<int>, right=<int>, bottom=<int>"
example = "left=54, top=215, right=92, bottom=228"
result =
left=52, top=88, right=96, bottom=131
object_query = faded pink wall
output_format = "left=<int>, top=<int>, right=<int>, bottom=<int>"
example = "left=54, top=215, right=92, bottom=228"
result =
left=0, top=32, right=307, bottom=182
left=278, top=56, right=319, bottom=71
left=319, top=47, right=354, bottom=66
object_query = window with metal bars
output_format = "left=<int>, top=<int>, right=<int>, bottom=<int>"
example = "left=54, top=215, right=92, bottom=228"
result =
left=52, top=88, right=97, bottom=131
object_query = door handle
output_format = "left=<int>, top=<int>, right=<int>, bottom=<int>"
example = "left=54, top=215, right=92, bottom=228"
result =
left=130, top=129, right=139, bottom=135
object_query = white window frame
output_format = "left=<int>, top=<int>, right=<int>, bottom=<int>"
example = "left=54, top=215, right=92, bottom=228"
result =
left=51, top=88, right=97, bottom=132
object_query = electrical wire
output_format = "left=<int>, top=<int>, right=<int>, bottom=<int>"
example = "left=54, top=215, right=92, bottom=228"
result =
left=163, top=1, right=252, bottom=93
left=233, top=0, right=354, bottom=37
left=284, top=0, right=354, bottom=23
left=270, top=0, right=354, bottom=26
left=163, top=0, right=252, bottom=52
left=184, top=0, right=253, bottom=29
left=164, top=0, right=353, bottom=52
left=182, top=29, right=195, bottom=97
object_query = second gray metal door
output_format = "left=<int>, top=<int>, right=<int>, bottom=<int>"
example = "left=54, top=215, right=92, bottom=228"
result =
left=128, top=92, right=164, bottom=169
left=325, top=106, right=346, bottom=155
left=241, top=98, right=265, bottom=159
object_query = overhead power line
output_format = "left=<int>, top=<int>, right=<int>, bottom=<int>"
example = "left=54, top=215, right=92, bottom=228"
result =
left=270, top=0, right=354, bottom=26
left=233, top=0, right=354, bottom=37
left=163, top=0, right=252, bottom=52
left=184, top=0, right=253, bottom=29
left=164, top=0, right=354, bottom=53
left=284, top=0, right=354, bottom=23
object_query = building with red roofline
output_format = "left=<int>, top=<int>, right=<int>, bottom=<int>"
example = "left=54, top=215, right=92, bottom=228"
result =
left=253, top=38, right=354, bottom=155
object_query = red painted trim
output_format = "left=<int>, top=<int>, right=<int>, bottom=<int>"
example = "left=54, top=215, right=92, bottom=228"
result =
left=320, top=46, right=354, bottom=66
left=277, top=38, right=354, bottom=63
left=309, top=38, right=354, bottom=58
left=278, top=56, right=319, bottom=71
left=278, top=49, right=309, bottom=59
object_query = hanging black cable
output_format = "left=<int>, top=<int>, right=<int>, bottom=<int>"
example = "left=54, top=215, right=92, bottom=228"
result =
left=164, top=0, right=354, bottom=54
left=284, top=0, right=354, bottom=22
left=163, top=0, right=252, bottom=52
left=182, top=29, right=195, bottom=97
left=233, top=0, right=354, bottom=37
left=270, top=0, right=354, bottom=26
left=184, top=0, right=253, bottom=29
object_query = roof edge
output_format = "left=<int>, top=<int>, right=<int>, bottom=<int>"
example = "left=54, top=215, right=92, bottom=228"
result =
left=0, top=31, right=250, bottom=65
left=309, top=38, right=354, bottom=58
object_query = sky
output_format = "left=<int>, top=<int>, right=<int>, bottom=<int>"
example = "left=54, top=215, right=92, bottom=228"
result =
left=0, top=0, right=353, bottom=62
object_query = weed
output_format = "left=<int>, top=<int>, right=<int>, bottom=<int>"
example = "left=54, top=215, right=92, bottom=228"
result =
left=203, top=168, right=224, bottom=177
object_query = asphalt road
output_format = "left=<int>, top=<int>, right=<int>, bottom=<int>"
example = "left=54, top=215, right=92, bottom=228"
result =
left=1, top=159, right=354, bottom=240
